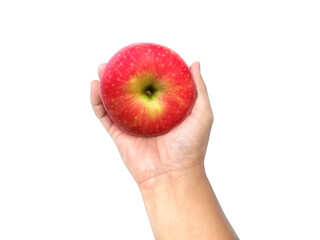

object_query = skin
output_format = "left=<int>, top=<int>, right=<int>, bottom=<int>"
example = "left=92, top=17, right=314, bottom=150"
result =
left=91, top=62, right=239, bottom=240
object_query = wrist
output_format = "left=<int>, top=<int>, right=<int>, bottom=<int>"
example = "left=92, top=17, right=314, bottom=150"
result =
left=138, top=163, right=208, bottom=201
left=138, top=163, right=238, bottom=240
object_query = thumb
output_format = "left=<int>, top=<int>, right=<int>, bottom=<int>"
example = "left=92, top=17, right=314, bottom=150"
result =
left=190, top=62, right=212, bottom=115
left=190, top=62, right=207, bottom=98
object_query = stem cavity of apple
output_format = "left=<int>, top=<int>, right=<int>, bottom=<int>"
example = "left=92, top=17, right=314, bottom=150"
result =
left=144, top=85, right=157, bottom=98
left=146, top=90, right=152, bottom=97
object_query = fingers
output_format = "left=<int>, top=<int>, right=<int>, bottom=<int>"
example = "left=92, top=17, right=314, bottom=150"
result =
left=190, top=62, right=214, bottom=122
left=90, top=80, right=105, bottom=119
left=90, top=79, right=113, bottom=131
left=190, top=62, right=208, bottom=100
left=98, top=63, right=107, bottom=79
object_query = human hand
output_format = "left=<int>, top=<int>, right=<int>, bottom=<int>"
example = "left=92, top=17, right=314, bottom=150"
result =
left=91, top=62, right=238, bottom=240
left=90, top=62, right=213, bottom=187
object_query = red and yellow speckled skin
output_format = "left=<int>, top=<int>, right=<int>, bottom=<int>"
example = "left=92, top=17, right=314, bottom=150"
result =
left=100, top=43, right=196, bottom=137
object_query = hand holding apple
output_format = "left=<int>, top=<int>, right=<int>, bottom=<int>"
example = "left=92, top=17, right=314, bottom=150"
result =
left=91, top=61, right=238, bottom=240
left=91, top=60, right=213, bottom=185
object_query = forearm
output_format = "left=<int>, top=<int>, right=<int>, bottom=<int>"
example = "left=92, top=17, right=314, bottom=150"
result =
left=139, top=163, right=238, bottom=240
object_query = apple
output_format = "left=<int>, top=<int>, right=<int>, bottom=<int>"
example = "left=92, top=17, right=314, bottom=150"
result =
left=100, top=43, right=196, bottom=137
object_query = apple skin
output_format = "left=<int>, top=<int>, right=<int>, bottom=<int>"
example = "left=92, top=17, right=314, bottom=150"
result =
left=100, top=43, right=196, bottom=137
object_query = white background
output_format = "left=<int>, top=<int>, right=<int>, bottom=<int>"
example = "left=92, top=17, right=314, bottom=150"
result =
left=0, top=0, right=319, bottom=239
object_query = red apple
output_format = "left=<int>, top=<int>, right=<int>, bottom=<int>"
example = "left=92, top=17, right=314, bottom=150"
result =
left=100, top=43, right=196, bottom=137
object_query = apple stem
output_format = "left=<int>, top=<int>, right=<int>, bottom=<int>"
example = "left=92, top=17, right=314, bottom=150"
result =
left=146, top=90, right=152, bottom=97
